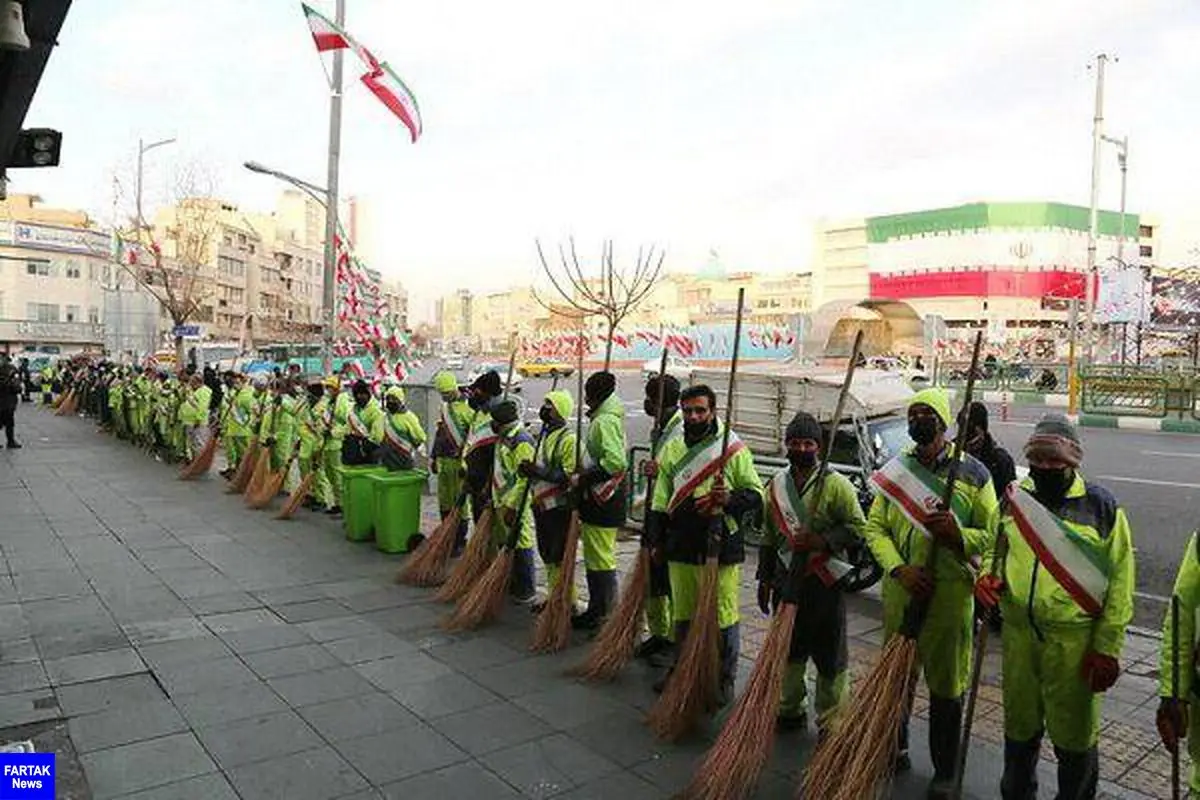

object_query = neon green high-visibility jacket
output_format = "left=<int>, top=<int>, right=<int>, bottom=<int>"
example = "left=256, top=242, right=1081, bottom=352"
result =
left=178, top=385, right=211, bottom=427
left=226, top=386, right=257, bottom=438
left=494, top=422, right=536, bottom=548
left=1161, top=532, right=1200, bottom=698
left=989, top=473, right=1135, bottom=659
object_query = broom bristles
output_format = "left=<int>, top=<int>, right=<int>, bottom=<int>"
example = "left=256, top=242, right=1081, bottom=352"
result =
left=179, top=434, right=218, bottom=480
left=681, top=603, right=797, bottom=800
left=434, top=510, right=494, bottom=603
left=531, top=513, right=582, bottom=654
left=247, top=469, right=285, bottom=509
left=798, top=635, right=918, bottom=800
left=243, top=449, right=272, bottom=498
left=646, top=557, right=723, bottom=742
left=397, top=507, right=461, bottom=586
left=569, top=548, right=651, bottom=680
left=276, top=471, right=317, bottom=520
left=227, top=440, right=260, bottom=493
left=442, top=549, right=513, bottom=631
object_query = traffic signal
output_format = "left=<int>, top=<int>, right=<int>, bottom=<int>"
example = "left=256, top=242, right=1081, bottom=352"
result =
left=8, top=128, right=61, bottom=168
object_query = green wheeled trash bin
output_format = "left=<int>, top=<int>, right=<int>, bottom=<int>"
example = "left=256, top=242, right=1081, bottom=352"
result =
left=339, top=465, right=387, bottom=541
left=370, top=469, right=428, bottom=554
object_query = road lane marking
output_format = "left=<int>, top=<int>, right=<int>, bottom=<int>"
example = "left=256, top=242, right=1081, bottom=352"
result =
left=1095, top=475, right=1200, bottom=490
left=1135, top=590, right=1170, bottom=603
left=1141, top=450, right=1200, bottom=459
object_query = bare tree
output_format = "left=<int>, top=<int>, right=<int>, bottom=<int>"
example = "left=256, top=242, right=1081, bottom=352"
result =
left=113, top=163, right=221, bottom=365
left=533, top=239, right=665, bottom=369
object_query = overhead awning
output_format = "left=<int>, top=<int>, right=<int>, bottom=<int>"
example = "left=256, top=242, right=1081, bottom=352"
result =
left=0, top=0, right=73, bottom=177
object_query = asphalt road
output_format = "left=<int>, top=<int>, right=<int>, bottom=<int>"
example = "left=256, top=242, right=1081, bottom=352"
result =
left=415, top=359, right=1198, bottom=630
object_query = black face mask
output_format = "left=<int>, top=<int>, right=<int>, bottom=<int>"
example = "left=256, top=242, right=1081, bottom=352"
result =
left=788, top=450, right=818, bottom=468
left=643, top=398, right=656, bottom=418
left=908, top=417, right=940, bottom=446
left=491, top=421, right=508, bottom=435
left=1030, top=466, right=1073, bottom=500
left=354, top=395, right=369, bottom=408
left=538, top=406, right=557, bottom=426
left=385, top=400, right=402, bottom=414
left=683, top=419, right=714, bottom=443
left=468, top=393, right=486, bottom=410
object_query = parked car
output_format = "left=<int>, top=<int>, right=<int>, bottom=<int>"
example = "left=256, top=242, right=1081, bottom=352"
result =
left=517, top=358, right=574, bottom=378
left=444, top=353, right=466, bottom=371
left=642, top=355, right=694, bottom=381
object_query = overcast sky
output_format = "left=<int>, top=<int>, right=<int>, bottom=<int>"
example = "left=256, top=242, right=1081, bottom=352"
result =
left=15, top=0, right=1200, bottom=322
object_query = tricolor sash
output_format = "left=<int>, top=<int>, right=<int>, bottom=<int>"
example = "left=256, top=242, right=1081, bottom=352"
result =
left=532, top=430, right=569, bottom=512
left=870, top=455, right=971, bottom=539
left=440, top=405, right=468, bottom=452
left=666, top=431, right=747, bottom=514
left=1007, top=484, right=1109, bottom=617
left=583, top=448, right=626, bottom=504
left=347, top=406, right=371, bottom=438
left=465, top=418, right=498, bottom=456
left=766, top=471, right=854, bottom=588
left=383, top=417, right=414, bottom=459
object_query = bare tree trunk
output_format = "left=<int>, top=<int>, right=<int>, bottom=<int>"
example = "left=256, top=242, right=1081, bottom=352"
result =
left=174, top=335, right=186, bottom=369
left=603, top=318, right=614, bottom=372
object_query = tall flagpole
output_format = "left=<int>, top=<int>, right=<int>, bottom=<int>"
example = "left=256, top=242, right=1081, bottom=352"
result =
left=321, top=0, right=346, bottom=376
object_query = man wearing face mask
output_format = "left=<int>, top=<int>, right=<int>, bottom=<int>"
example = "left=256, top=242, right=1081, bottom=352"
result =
left=757, top=411, right=866, bottom=735
left=636, top=374, right=684, bottom=661
left=959, top=401, right=1016, bottom=499
left=863, top=387, right=998, bottom=797
left=491, top=398, right=538, bottom=603
left=517, top=391, right=577, bottom=608
left=646, top=385, right=764, bottom=704
left=340, top=380, right=383, bottom=466
left=431, top=371, right=473, bottom=552
left=975, top=415, right=1134, bottom=800
left=293, top=379, right=325, bottom=504
left=320, top=376, right=352, bottom=514
left=571, top=371, right=629, bottom=630
left=374, top=385, right=426, bottom=471
left=463, top=370, right=503, bottom=526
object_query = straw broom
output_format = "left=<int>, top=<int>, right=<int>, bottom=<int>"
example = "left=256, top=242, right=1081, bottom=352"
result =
left=243, top=394, right=282, bottom=498
left=530, top=334, right=587, bottom=653
left=248, top=443, right=299, bottom=509
left=646, top=287, right=747, bottom=742
left=445, top=415, right=553, bottom=632
left=227, top=396, right=266, bottom=494
left=571, top=343, right=672, bottom=679
left=180, top=395, right=230, bottom=480
left=681, top=330, right=865, bottom=800
left=799, top=330, right=985, bottom=800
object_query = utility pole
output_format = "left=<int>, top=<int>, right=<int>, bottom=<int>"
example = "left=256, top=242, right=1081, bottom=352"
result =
left=1067, top=298, right=1080, bottom=415
left=320, top=0, right=346, bottom=376
left=1082, top=53, right=1109, bottom=364
left=1102, top=134, right=1130, bottom=362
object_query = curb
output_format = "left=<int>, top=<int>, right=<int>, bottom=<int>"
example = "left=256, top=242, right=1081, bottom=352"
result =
left=945, top=388, right=1070, bottom=408
left=1077, top=414, right=1200, bottom=434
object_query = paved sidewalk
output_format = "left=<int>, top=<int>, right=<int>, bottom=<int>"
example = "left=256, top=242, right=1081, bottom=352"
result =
left=0, top=409, right=1178, bottom=799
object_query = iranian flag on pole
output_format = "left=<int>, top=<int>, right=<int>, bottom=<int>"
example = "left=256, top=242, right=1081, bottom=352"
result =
left=301, top=3, right=352, bottom=52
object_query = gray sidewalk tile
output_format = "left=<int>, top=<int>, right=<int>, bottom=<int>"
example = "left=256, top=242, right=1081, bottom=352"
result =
left=56, top=673, right=165, bottom=717
left=354, top=652, right=454, bottom=692
left=267, top=665, right=378, bottom=707
left=201, top=607, right=285, bottom=633
left=13, top=569, right=92, bottom=601
left=297, top=692, right=421, bottom=742
left=66, top=697, right=188, bottom=753
left=45, top=647, right=145, bottom=685
left=297, top=615, right=384, bottom=642
left=254, top=585, right=334, bottom=606
left=379, top=761, right=522, bottom=800
left=0, top=637, right=40, bottom=665
left=108, top=772, right=239, bottom=800
left=79, top=732, right=217, bottom=800
left=194, top=709, right=325, bottom=770
left=226, top=745, right=369, bottom=800
left=183, top=590, right=262, bottom=615
left=218, top=623, right=313, bottom=654
left=121, top=617, right=208, bottom=645
left=427, top=637, right=531, bottom=672
left=337, top=588, right=425, bottom=613
left=0, top=688, right=60, bottom=726
left=549, top=771, right=665, bottom=800
left=389, top=672, right=503, bottom=720
left=152, top=655, right=260, bottom=695
left=0, top=660, right=49, bottom=693
left=430, top=701, right=554, bottom=757
left=243, top=642, right=341, bottom=679
left=564, top=708, right=670, bottom=769
left=359, top=604, right=443, bottom=637
left=135, top=635, right=231, bottom=670
left=470, top=653, right=576, bottom=699
left=481, top=733, right=622, bottom=798
left=321, top=632, right=417, bottom=665
left=171, top=680, right=287, bottom=728
left=333, top=723, right=469, bottom=785
left=511, top=684, right=634, bottom=732
left=274, top=599, right=353, bottom=623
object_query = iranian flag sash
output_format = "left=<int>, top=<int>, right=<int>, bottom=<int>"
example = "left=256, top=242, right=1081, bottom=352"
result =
left=440, top=404, right=467, bottom=452
left=347, top=406, right=371, bottom=439
left=666, top=431, right=746, bottom=514
left=870, top=455, right=970, bottom=539
left=583, top=449, right=626, bottom=505
left=464, top=417, right=498, bottom=457
left=532, top=430, right=567, bottom=512
left=1007, top=484, right=1109, bottom=617
left=767, top=471, right=853, bottom=588
left=383, top=417, right=413, bottom=459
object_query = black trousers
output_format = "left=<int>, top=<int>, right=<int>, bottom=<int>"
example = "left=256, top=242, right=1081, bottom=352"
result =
left=0, top=406, right=16, bottom=444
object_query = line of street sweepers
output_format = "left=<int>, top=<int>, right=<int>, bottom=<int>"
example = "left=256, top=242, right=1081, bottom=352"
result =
left=43, top=356, right=1200, bottom=799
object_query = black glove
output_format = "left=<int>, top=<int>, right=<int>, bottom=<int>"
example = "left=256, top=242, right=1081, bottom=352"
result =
left=517, top=461, right=543, bottom=480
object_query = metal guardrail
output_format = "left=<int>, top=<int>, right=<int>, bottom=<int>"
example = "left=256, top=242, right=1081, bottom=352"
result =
left=935, top=361, right=1068, bottom=394
left=1080, top=373, right=1169, bottom=417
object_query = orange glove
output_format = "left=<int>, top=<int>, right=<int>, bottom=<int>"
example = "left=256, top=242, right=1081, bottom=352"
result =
left=974, top=575, right=1004, bottom=609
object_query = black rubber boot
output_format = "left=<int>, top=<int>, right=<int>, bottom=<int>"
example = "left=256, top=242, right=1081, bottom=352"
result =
left=1054, top=745, right=1098, bottom=800
left=653, top=620, right=689, bottom=693
left=452, top=517, right=468, bottom=557
left=718, top=623, right=741, bottom=706
left=927, top=695, right=963, bottom=798
left=509, top=548, right=537, bottom=603
left=572, top=571, right=604, bottom=630
left=999, top=736, right=1041, bottom=800
left=596, top=570, right=618, bottom=620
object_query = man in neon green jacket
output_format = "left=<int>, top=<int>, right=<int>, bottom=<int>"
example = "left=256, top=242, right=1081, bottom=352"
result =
left=179, top=374, right=212, bottom=462
left=977, top=415, right=1135, bottom=799
left=431, top=371, right=473, bottom=551
left=375, top=385, right=426, bottom=471
left=222, top=374, right=257, bottom=477
left=646, top=384, right=764, bottom=704
left=518, top=390, right=577, bottom=600
left=758, top=411, right=866, bottom=735
left=491, top=398, right=538, bottom=604
left=292, top=379, right=324, bottom=498
left=321, top=377, right=353, bottom=513
left=1158, top=532, right=1200, bottom=798
left=572, top=372, right=629, bottom=630
left=862, top=387, right=998, bottom=796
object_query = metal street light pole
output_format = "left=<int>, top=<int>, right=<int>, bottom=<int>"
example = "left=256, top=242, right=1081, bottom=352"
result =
left=320, top=0, right=347, bottom=376
left=135, top=137, right=177, bottom=230
left=244, top=161, right=328, bottom=208
left=1102, top=134, right=1130, bottom=362
left=1082, top=54, right=1109, bottom=364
